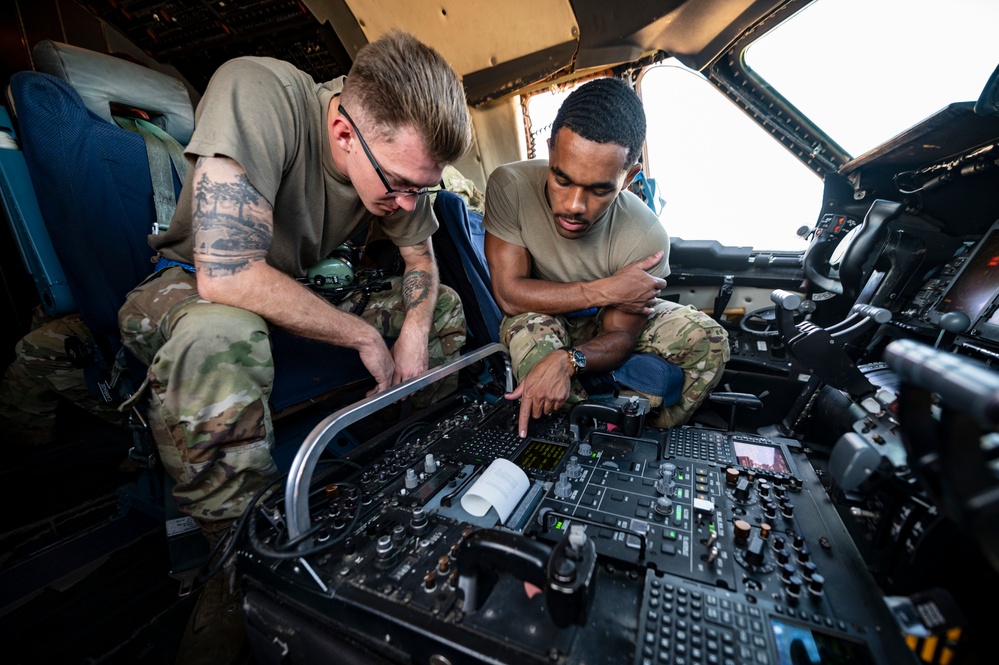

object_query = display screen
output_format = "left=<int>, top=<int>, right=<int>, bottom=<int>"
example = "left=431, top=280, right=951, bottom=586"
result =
left=936, top=229, right=999, bottom=323
left=771, top=618, right=876, bottom=665
left=733, top=439, right=791, bottom=474
left=514, top=438, right=568, bottom=473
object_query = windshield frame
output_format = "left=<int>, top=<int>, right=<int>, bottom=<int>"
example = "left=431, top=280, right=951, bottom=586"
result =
left=696, top=0, right=848, bottom=178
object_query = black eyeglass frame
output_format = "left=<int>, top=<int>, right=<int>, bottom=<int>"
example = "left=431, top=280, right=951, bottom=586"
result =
left=338, top=104, right=438, bottom=198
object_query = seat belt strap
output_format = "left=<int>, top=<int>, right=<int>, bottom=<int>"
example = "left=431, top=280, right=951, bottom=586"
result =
left=114, top=116, right=189, bottom=234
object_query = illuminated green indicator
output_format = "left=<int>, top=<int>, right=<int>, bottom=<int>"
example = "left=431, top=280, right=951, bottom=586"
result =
left=674, top=505, right=682, bottom=520
left=556, top=520, right=564, bottom=530
left=709, top=524, right=716, bottom=534
left=668, top=530, right=676, bottom=538
left=678, top=472, right=685, bottom=480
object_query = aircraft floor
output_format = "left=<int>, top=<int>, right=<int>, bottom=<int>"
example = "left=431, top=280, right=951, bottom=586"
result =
left=0, top=386, right=377, bottom=665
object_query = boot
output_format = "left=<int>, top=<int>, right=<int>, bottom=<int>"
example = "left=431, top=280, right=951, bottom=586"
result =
left=174, top=518, right=253, bottom=665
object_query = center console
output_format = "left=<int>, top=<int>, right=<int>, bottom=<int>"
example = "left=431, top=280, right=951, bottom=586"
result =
left=237, top=344, right=917, bottom=665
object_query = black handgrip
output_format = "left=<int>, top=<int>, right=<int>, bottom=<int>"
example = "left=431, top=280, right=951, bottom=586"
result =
left=840, top=199, right=903, bottom=299
left=885, top=339, right=999, bottom=428
left=456, top=529, right=552, bottom=612
left=709, top=392, right=763, bottom=409
left=568, top=401, right=624, bottom=440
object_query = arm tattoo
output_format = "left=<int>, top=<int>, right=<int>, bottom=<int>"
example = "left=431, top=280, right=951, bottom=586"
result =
left=192, top=171, right=272, bottom=277
left=402, top=269, right=433, bottom=311
left=409, top=240, right=432, bottom=259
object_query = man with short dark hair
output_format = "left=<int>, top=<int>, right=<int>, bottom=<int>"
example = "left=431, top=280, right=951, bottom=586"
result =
left=484, top=77, right=729, bottom=438
left=118, top=30, right=473, bottom=664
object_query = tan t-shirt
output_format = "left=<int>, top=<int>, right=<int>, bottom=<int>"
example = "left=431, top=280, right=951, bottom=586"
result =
left=482, top=160, right=670, bottom=284
left=150, top=57, right=437, bottom=276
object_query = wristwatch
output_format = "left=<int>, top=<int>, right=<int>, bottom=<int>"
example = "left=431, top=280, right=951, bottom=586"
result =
left=565, top=347, right=587, bottom=374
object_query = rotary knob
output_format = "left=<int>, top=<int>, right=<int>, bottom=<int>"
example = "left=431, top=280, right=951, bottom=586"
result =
left=566, top=455, right=583, bottom=479
left=554, top=472, right=573, bottom=499
left=410, top=506, right=429, bottom=535
left=808, top=573, right=826, bottom=598
left=734, top=476, right=751, bottom=502
left=745, top=534, right=767, bottom=567
left=653, top=496, right=674, bottom=515
left=786, top=574, right=803, bottom=600
left=800, top=561, right=817, bottom=581
left=376, top=535, right=394, bottom=560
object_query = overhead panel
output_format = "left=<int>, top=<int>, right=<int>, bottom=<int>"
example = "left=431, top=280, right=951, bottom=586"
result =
left=306, top=0, right=578, bottom=77
left=304, top=0, right=580, bottom=104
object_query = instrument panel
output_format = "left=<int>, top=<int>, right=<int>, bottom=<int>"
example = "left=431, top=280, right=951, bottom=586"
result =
left=237, top=368, right=917, bottom=665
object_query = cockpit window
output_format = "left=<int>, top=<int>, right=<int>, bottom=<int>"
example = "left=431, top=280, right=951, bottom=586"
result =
left=746, top=0, right=999, bottom=158
left=524, top=68, right=823, bottom=251
left=524, top=86, right=574, bottom=160
left=639, top=62, right=822, bottom=251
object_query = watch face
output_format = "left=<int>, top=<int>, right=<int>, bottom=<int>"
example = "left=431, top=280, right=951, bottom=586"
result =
left=571, top=348, right=586, bottom=372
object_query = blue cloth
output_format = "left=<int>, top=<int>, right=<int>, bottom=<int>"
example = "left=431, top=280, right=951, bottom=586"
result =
left=433, top=191, right=502, bottom=344
left=10, top=71, right=181, bottom=344
left=612, top=353, right=684, bottom=406
left=155, top=257, right=195, bottom=273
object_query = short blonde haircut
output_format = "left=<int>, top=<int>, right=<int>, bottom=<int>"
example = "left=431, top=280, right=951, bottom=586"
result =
left=341, top=30, right=472, bottom=165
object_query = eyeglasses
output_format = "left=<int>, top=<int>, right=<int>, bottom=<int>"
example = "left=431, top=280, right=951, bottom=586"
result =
left=338, top=105, right=437, bottom=198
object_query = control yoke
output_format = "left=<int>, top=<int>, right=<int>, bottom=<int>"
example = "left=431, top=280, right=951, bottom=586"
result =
left=456, top=525, right=597, bottom=628
left=885, top=339, right=999, bottom=573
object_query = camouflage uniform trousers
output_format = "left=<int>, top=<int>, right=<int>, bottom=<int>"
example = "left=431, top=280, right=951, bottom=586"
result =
left=0, top=307, right=126, bottom=438
left=118, top=266, right=465, bottom=522
left=499, top=300, right=730, bottom=428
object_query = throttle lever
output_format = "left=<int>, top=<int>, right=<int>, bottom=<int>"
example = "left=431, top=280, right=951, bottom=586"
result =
left=456, top=526, right=597, bottom=628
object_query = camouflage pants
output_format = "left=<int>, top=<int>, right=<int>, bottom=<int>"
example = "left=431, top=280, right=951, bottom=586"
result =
left=0, top=308, right=126, bottom=434
left=118, top=267, right=465, bottom=522
left=500, top=301, right=730, bottom=427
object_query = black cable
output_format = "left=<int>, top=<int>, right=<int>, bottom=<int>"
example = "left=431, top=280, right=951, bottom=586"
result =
left=192, top=457, right=362, bottom=589
left=394, top=420, right=429, bottom=446
left=247, top=481, right=365, bottom=560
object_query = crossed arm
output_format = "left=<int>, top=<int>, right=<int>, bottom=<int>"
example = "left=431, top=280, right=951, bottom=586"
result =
left=485, top=232, right=667, bottom=436
left=190, top=155, right=438, bottom=395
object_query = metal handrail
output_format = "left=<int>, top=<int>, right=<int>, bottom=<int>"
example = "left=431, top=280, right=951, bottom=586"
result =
left=284, top=342, right=512, bottom=541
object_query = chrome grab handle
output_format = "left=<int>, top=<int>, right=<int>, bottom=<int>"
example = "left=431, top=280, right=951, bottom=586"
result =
left=284, top=342, right=512, bottom=542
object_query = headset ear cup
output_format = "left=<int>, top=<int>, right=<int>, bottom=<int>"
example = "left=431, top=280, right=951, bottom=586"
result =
left=330, top=242, right=357, bottom=265
left=306, top=255, right=355, bottom=290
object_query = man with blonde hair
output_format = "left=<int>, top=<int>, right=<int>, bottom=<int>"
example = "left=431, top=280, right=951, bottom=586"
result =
left=118, top=30, right=472, bottom=664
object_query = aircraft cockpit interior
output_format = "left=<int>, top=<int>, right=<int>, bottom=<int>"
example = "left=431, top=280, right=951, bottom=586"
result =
left=0, top=1, right=997, bottom=664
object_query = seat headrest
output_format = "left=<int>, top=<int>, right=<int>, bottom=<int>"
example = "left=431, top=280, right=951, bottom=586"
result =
left=31, top=40, right=195, bottom=145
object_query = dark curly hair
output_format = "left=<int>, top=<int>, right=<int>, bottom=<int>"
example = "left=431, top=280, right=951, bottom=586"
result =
left=550, top=77, right=646, bottom=166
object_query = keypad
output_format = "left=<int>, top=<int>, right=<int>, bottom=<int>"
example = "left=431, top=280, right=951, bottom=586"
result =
left=636, top=573, right=771, bottom=665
